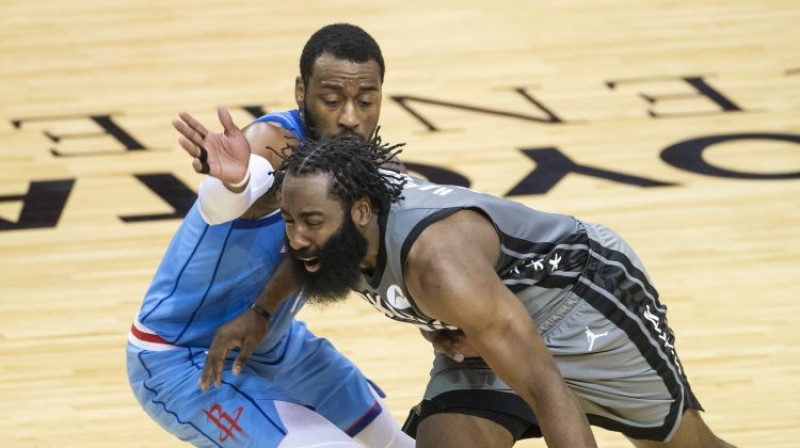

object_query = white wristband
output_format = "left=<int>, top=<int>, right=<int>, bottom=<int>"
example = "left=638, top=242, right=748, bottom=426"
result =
left=226, top=169, right=252, bottom=189
left=197, top=154, right=275, bottom=225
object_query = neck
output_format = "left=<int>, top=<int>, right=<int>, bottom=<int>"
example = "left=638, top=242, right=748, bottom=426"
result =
left=238, top=193, right=280, bottom=220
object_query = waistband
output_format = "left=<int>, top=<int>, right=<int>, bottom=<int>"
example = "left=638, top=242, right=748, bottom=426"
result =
left=128, top=318, right=178, bottom=351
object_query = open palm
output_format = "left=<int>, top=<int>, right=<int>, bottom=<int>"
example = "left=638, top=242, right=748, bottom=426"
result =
left=173, top=107, right=251, bottom=184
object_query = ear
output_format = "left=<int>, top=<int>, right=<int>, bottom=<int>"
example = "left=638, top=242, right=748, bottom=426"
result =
left=350, top=197, right=372, bottom=227
left=294, top=76, right=305, bottom=110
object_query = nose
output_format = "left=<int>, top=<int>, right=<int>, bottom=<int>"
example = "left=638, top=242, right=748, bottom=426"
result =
left=338, top=101, right=359, bottom=131
left=287, top=227, right=311, bottom=252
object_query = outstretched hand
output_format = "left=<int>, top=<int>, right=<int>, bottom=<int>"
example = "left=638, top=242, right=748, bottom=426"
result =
left=173, top=107, right=251, bottom=185
left=199, top=309, right=269, bottom=391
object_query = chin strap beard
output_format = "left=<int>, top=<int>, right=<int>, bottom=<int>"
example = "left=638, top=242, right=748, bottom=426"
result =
left=301, top=102, right=320, bottom=140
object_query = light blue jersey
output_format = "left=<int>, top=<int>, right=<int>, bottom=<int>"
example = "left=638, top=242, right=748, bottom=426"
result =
left=252, top=109, right=306, bottom=137
left=127, top=110, right=386, bottom=447
left=137, top=206, right=292, bottom=349
left=137, top=109, right=307, bottom=350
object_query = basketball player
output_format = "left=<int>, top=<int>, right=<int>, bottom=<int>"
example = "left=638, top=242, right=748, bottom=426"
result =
left=127, top=24, right=413, bottom=447
left=267, top=135, right=737, bottom=448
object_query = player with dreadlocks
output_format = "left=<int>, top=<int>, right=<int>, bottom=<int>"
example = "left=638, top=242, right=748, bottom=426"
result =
left=272, top=132, right=733, bottom=448
left=272, top=134, right=406, bottom=304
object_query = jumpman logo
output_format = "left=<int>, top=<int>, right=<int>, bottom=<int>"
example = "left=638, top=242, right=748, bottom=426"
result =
left=585, top=327, right=608, bottom=351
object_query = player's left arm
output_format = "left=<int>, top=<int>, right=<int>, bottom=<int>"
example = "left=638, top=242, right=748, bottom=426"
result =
left=404, top=210, right=596, bottom=448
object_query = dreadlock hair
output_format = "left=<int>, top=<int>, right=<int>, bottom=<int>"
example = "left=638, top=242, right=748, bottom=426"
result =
left=299, top=23, right=386, bottom=87
left=275, top=132, right=405, bottom=214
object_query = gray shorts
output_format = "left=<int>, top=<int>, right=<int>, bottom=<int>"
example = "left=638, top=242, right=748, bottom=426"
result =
left=418, top=224, right=702, bottom=442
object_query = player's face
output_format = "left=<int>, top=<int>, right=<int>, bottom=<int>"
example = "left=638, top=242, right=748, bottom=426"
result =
left=295, top=53, right=382, bottom=141
left=281, top=173, right=368, bottom=303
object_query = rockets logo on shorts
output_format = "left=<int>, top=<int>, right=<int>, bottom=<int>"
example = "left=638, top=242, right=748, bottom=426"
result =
left=203, top=403, right=249, bottom=444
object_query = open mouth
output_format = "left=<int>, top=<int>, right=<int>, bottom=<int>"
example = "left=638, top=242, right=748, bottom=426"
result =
left=301, top=257, right=321, bottom=273
left=339, top=133, right=362, bottom=142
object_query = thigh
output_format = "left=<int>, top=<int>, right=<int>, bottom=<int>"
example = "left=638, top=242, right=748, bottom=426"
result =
left=626, top=410, right=736, bottom=448
left=416, top=413, right=513, bottom=448
left=128, top=345, right=293, bottom=448
left=250, top=320, right=381, bottom=437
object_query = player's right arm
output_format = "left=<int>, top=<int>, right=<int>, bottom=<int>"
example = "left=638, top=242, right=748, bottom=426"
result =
left=173, top=107, right=296, bottom=224
left=404, top=210, right=597, bottom=448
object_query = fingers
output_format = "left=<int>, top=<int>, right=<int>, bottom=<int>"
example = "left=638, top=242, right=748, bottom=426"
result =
left=432, top=332, right=466, bottom=363
left=179, top=136, right=210, bottom=174
left=174, top=112, right=213, bottom=174
left=217, top=107, right=240, bottom=136
left=232, top=335, right=258, bottom=376
left=199, top=351, right=220, bottom=392
left=191, top=157, right=203, bottom=173
left=448, top=340, right=466, bottom=363
left=178, top=111, right=210, bottom=140
left=199, top=337, right=240, bottom=391
left=215, top=341, right=238, bottom=389
left=173, top=117, right=205, bottom=149
left=175, top=119, right=208, bottom=174
left=450, top=350, right=466, bottom=363
left=178, top=136, right=200, bottom=158
left=198, top=145, right=210, bottom=175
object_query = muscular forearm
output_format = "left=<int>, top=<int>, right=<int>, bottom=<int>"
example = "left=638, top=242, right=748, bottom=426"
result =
left=525, top=366, right=596, bottom=448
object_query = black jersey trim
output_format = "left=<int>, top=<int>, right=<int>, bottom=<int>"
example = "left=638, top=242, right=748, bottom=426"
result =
left=578, top=234, right=706, bottom=439
left=497, top=219, right=584, bottom=257
left=590, top=242, right=660, bottom=305
left=394, top=207, right=465, bottom=320
left=505, top=274, right=575, bottom=293
left=578, top=281, right=683, bottom=441
left=399, top=207, right=464, bottom=275
left=574, top=251, right=684, bottom=442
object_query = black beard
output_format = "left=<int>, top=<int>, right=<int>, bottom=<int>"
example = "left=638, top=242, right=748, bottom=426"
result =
left=287, top=211, right=368, bottom=305
left=301, top=99, right=321, bottom=140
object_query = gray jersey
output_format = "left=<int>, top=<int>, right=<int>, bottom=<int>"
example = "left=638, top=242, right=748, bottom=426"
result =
left=353, top=174, right=701, bottom=442
left=354, top=173, right=590, bottom=331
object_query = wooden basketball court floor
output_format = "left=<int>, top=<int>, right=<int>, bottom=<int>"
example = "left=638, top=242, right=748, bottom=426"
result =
left=1, top=0, right=798, bottom=446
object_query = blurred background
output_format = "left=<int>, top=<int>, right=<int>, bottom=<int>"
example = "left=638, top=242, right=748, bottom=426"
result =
left=1, top=0, right=798, bottom=446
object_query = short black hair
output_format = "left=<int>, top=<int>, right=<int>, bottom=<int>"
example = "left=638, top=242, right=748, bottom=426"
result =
left=276, top=133, right=404, bottom=214
left=299, top=23, right=385, bottom=86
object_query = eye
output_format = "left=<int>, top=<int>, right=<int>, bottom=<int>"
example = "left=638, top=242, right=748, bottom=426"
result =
left=358, top=100, right=373, bottom=107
